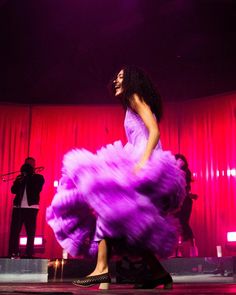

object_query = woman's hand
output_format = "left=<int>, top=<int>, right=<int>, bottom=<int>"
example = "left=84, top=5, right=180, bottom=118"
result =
left=133, top=162, right=145, bottom=174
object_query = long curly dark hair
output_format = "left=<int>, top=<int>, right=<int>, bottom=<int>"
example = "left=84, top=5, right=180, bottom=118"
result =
left=112, top=65, right=163, bottom=122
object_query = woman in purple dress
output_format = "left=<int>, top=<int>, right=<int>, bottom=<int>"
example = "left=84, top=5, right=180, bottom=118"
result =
left=46, top=66, right=186, bottom=289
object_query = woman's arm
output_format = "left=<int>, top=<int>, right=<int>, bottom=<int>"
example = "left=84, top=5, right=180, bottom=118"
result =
left=130, top=93, right=160, bottom=170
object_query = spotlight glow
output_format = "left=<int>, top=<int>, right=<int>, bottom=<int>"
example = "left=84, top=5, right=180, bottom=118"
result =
left=227, top=232, right=236, bottom=242
left=20, top=236, right=43, bottom=246
left=54, top=180, right=59, bottom=187
left=228, top=169, right=236, bottom=177
left=193, top=168, right=236, bottom=178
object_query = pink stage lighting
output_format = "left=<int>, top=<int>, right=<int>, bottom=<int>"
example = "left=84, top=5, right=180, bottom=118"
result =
left=227, top=232, right=236, bottom=242
left=20, top=236, right=44, bottom=246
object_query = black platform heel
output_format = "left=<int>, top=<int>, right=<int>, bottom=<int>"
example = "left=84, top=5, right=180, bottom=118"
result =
left=134, top=273, right=173, bottom=289
left=72, top=273, right=111, bottom=289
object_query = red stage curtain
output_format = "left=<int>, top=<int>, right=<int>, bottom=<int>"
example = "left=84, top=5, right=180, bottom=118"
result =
left=177, top=93, right=236, bottom=256
left=0, top=92, right=236, bottom=258
left=159, top=101, right=181, bottom=153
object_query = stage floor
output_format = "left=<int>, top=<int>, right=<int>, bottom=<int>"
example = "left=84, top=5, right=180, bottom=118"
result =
left=0, top=282, right=236, bottom=295
left=0, top=257, right=236, bottom=294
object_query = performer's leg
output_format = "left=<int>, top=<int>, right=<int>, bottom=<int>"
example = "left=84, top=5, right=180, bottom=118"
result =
left=73, top=239, right=111, bottom=289
left=142, top=250, right=169, bottom=278
left=135, top=250, right=173, bottom=289
left=88, top=239, right=111, bottom=276
left=8, top=208, right=23, bottom=257
left=24, top=208, right=38, bottom=257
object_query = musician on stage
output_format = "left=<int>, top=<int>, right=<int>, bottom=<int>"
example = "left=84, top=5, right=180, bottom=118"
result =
left=8, top=157, right=45, bottom=258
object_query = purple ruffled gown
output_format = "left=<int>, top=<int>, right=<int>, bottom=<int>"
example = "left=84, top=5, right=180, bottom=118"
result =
left=46, top=108, right=186, bottom=258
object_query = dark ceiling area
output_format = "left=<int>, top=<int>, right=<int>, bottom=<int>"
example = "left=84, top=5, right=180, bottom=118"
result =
left=0, top=0, right=235, bottom=105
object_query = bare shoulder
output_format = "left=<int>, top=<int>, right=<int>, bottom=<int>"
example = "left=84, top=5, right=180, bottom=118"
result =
left=130, top=93, right=150, bottom=114
left=130, top=93, right=148, bottom=112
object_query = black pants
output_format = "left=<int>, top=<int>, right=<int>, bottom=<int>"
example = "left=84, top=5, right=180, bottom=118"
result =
left=8, top=207, right=38, bottom=257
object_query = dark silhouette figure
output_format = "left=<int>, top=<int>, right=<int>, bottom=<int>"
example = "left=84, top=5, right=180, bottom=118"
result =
left=8, top=157, right=44, bottom=258
left=175, top=154, right=198, bottom=257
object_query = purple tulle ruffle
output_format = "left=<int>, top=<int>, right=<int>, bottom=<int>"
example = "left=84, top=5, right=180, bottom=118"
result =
left=46, top=140, right=186, bottom=258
